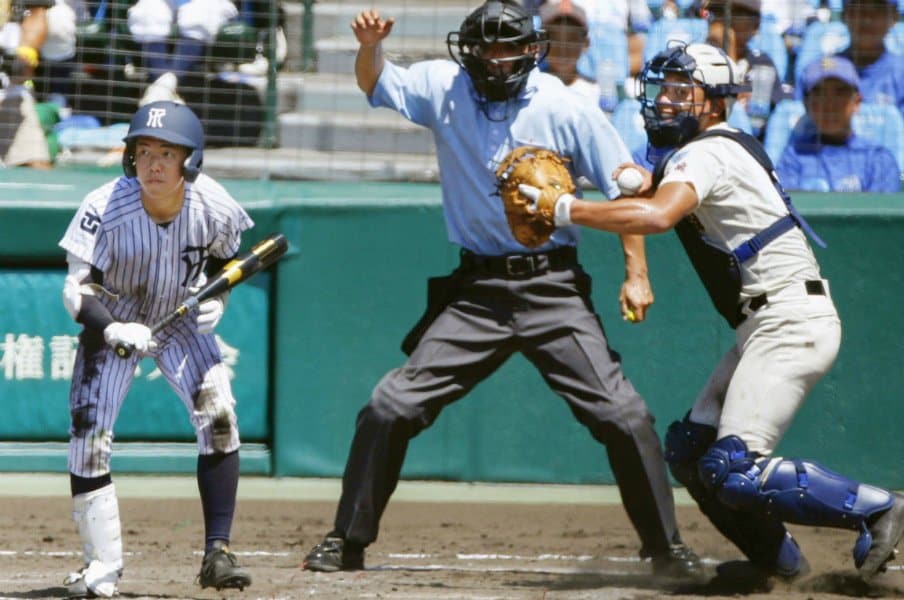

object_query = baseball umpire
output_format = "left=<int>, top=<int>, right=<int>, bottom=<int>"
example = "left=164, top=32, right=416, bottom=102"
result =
left=519, top=42, right=904, bottom=583
left=301, top=1, right=701, bottom=578
left=58, top=101, right=252, bottom=597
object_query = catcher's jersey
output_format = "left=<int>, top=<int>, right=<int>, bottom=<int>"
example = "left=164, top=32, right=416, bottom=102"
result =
left=59, top=173, right=253, bottom=324
left=369, top=59, right=631, bottom=255
left=659, top=123, right=822, bottom=300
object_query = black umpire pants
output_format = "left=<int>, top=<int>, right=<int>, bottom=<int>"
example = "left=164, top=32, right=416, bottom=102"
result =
left=333, top=252, right=681, bottom=556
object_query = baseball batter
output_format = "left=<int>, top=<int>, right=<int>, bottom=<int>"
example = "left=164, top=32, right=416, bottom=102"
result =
left=302, top=1, right=701, bottom=579
left=525, top=42, right=904, bottom=583
left=58, top=101, right=252, bottom=597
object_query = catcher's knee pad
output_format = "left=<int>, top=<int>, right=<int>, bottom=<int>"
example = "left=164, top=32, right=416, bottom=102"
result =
left=664, top=414, right=716, bottom=486
left=700, top=435, right=894, bottom=531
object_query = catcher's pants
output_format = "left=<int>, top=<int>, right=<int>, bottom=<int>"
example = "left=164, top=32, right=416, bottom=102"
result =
left=689, top=279, right=841, bottom=456
left=334, top=259, right=682, bottom=556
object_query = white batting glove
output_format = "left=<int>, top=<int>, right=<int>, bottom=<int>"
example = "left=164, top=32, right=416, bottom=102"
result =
left=103, top=322, right=157, bottom=353
left=517, top=184, right=576, bottom=226
left=189, top=286, right=229, bottom=335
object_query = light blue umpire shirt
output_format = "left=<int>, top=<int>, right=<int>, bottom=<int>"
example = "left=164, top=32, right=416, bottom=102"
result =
left=369, top=59, right=632, bottom=256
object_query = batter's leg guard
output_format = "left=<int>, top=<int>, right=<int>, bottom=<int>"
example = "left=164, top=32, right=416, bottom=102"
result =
left=699, top=435, right=897, bottom=575
left=65, top=483, right=123, bottom=598
left=665, top=416, right=805, bottom=576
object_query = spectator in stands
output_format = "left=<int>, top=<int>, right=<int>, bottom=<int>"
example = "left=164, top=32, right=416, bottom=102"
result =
left=776, top=56, right=900, bottom=192
left=539, top=0, right=598, bottom=100
left=0, top=0, right=53, bottom=168
left=127, top=0, right=239, bottom=104
left=532, top=0, right=652, bottom=75
left=839, top=0, right=904, bottom=112
left=700, top=0, right=790, bottom=139
left=32, top=0, right=78, bottom=102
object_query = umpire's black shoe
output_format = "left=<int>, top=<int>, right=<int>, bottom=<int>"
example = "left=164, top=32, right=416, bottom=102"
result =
left=650, top=543, right=704, bottom=579
left=198, top=544, right=252, bottom=591
left=302, top=535, right=365, bottom=572
left=859, top=493, right=904, bottom=582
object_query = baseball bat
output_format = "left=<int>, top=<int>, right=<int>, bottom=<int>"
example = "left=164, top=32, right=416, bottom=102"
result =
left=114, top=232, right=289, bottom=359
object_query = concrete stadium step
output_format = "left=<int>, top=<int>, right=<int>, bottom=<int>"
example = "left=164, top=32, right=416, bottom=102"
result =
left=315, top=35, right=450, bottom=75
left=309, top=2, right=466, bottom=39
left=292, top=72, right=369, bottom=113
left=278, top=108, right=435, bottom=154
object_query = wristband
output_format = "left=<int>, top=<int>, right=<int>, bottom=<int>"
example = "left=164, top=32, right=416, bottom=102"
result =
left=554, top=193, right=575, bottom=227
left=16, top=46, right=39, bottom=68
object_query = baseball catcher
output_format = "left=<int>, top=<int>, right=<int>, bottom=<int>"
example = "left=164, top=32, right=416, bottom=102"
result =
left=495, top=146, right=576, bottom=248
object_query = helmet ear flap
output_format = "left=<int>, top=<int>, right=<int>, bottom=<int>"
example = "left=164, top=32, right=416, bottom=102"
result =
left=183, top=148, right=203, bottom=182
left=122, top=142, right=137, bottom=178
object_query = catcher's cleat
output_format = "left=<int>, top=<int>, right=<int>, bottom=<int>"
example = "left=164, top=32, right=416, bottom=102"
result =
left=650, top=543, right=704, bottom=579
left=859, top=492, right=904, bottom=582
left=197, top=545, right=252, bottom=591
left=302, top=535, right=364, bottom=572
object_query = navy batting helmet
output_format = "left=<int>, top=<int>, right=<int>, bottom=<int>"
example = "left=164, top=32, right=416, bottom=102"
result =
left=446, top=0, right=547, bottom=103
left=122, top=101, right=204, bottom=182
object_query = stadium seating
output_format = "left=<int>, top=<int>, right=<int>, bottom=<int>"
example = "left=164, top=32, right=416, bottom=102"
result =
left=642, top=17, right=709, bottom=63
left=748, top=15, right=789, bottom=82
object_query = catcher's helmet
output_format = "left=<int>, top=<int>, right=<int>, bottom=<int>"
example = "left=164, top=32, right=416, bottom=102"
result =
left=639, top=42, right=748, bottom=148
left=122, top=101, right=204, bottom=182
left=446, top=0, right=548, bottom=103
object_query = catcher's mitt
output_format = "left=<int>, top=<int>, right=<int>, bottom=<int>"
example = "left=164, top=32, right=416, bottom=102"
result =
left=495, top=146, right=576, bottom=248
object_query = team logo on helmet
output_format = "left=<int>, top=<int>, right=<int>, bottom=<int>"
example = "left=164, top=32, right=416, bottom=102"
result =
left=146, top=108, right=166, bottom=128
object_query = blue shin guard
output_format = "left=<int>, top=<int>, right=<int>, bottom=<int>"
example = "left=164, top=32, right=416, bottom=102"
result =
left=699, top=435, right=895, bottom=568
left=665, top=418, right=805, bottom=575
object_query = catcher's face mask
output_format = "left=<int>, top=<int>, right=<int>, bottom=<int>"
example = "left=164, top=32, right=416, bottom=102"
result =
left=639, top=42, right=748, bottom=148
left=447, top=0, right=548, bottom=103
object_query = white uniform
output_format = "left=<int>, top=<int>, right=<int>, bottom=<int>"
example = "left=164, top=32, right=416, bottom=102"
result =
left=659, top=123, right=841, bottom=456
left=59, top=172, right=253, bottom=478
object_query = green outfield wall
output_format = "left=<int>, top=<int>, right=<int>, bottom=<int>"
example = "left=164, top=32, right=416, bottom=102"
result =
left=1, top=170, right=902, bottom=487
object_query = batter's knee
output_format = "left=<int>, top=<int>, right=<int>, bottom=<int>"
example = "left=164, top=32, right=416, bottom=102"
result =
left=68, top=429, right=114, bottom=478
left=664, top=414, right=717, bottom=486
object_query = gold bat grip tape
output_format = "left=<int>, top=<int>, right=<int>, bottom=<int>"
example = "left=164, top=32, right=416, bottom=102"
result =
left=221, top=261, right=245, bottom=285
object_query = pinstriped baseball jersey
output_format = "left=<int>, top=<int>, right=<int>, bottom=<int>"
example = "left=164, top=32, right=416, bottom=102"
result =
left=60, top=173, right=253, bottom=324
left=60, top=172, right=253, bottom=478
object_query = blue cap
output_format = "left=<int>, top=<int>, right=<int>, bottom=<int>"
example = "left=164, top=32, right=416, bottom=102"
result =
left=800, top=56, right=861, bottom=94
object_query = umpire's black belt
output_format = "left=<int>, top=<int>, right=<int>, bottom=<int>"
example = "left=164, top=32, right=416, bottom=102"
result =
left=737, top=279, right=826, bottom=324
left=459, top=246, right=578, bottom=278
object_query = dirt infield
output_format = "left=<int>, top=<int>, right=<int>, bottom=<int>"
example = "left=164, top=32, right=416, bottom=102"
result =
left=1, top=494, right=902, bottom=600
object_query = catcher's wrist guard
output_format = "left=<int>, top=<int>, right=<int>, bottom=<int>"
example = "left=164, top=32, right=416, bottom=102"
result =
left=554, top=193, right=575, bottom=227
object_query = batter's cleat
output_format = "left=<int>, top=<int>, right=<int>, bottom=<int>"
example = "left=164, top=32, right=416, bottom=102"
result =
left=650, top=543, right=704, bottom=579
left=302, top=535, right=364, bottom=572
left=197, top=545, right=252, bottom=591
left=63, top=567, right=121, bottom=599
left=858, top=492, right=904, bottom=582
left=64, top=573, right=97, bottom=600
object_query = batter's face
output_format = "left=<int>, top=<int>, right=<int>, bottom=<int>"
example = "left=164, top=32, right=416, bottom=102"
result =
left=134, top=137, right=189, bottom=204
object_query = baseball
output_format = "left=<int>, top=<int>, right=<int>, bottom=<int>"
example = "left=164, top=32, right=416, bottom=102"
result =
left=616, top=167, right=645, bottom=196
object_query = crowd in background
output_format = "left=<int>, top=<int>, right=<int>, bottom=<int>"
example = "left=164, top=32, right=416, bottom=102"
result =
left=1, top=0, right=902, bottom=192
left=535, top=0, right=903, bottom=192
